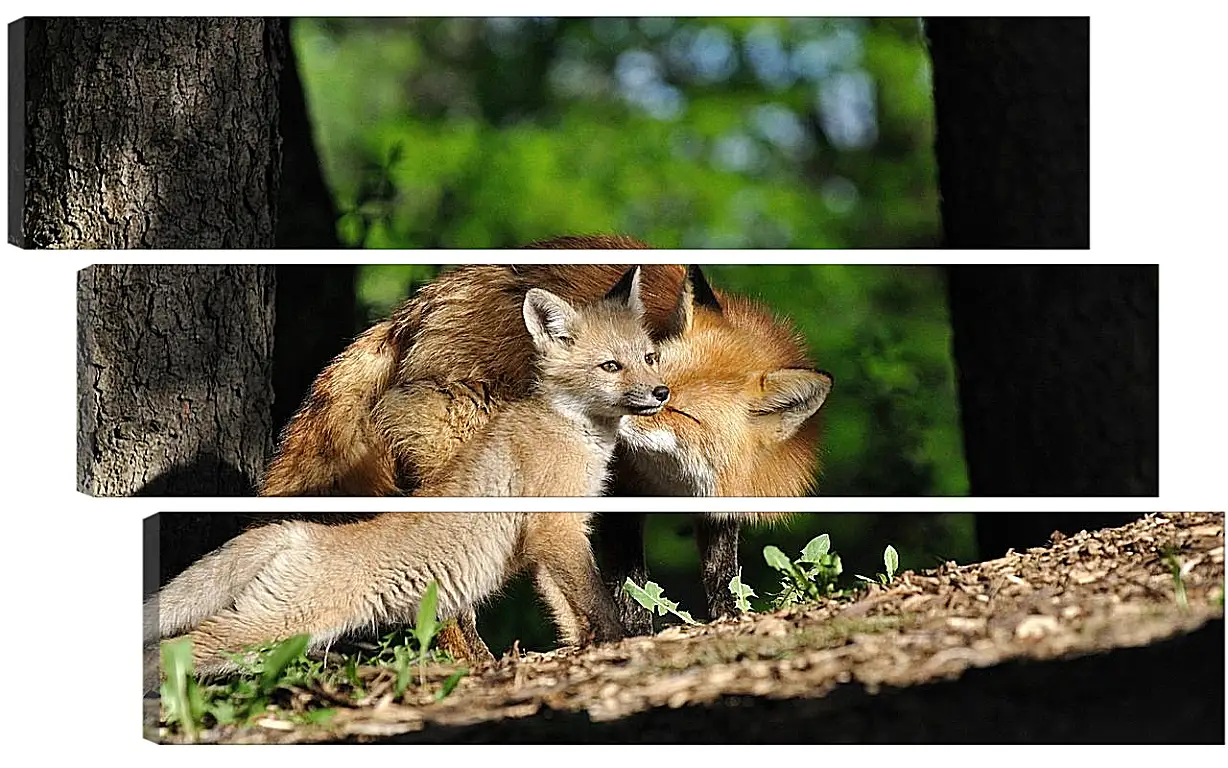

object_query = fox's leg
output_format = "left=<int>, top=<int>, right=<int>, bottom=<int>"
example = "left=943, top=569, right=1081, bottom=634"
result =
left=695, top=513, right=741, bottom=620
left=373, top=380, right=499, bottom=489
left=524, top=514, right=623, bottom=645
left=594, top=512, right=652, bottom=635
left=456, top=610, right=495, bottom=662
left=435, top=610, right=495, bottom=664
left=533, top=568, right=586, bottom=646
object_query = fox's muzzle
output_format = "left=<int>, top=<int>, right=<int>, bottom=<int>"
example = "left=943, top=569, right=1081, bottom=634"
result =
left=622, top=384, right=670, bottom=415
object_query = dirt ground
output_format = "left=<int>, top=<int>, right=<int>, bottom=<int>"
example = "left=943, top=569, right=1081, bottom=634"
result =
left=151, top=512, right=1224, bottom=744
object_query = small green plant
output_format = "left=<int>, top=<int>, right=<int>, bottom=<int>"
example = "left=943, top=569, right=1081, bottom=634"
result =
left=856, top=544, right=900, bottom=586
left=623, top=578, right=700, bottom=625
left=728, top=534, right=904, bottom=613
left=160, top=637, right=204, bottom=741
left=412, top=581, right=443, bottom=686
left=1162, top=551, right=1189, bottom=611
left=435, top=668, right=469, bottom=702
left=728, top=567, right=757, bottom=613
left=763, top=534, right=844, bottom=607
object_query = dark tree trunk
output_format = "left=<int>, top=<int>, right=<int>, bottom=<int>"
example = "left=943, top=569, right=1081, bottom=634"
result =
left=275, top=18, right=341, bottom=249
left=77, top=265, right=276, bottom=496
left=15, top=17, right=285, bottom=248
left=948, top=266, right=1158, bottom=497
left=951, top=265, right=1157, bottom=556
left=925, top=18, right=1089, bottom=248
left=926, top=21, right=1151, bottom=551
left=271, top=265, right=357, bottom=439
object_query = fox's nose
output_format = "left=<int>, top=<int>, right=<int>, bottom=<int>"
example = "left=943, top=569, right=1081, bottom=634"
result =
left=652, top=385, right=671, bottom=403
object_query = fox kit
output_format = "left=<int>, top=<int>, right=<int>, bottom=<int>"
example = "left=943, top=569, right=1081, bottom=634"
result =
left=414, top=265, right=670, bottom=497
left=146, top=268, right=663, bottom=687
left=260, top=243, right=832, bottom=633
left=144, top=512, right=618, bottom=687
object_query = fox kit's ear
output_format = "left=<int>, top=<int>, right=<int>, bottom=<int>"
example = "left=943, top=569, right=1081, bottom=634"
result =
left=604, top=266, right=645, bottom=318
left=524, top=288, right=579, bottom=349
left=661, top=265, right=722, bottom=340
left=751, top=369, right=833, bottom=441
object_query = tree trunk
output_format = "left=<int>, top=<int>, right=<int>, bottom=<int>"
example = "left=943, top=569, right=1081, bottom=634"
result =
left=15, top=17, right=284, bottom=248
left=948, top=266, right=1158, bottom=498
left=925, top=18, right=1089, bottom=248
left=926, top=21, right=1151, bottom=548
left=78, top=265, right=276, bottom=496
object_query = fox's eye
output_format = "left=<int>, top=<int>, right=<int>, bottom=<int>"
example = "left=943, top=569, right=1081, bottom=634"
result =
left=599, top=361, right=622, bottom=373
left=644, top=352, right=658, bottom=366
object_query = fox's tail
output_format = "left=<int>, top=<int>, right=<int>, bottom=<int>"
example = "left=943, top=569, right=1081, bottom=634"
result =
left=259, top=320, right=403, bottom=496
left=143, top=522, right=302, bottom=645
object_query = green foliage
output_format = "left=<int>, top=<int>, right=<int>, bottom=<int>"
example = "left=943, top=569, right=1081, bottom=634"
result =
left=159, top=634, right=318, bottom=738
left=157, top=582, right=463, bottom=738
left=159, top=637, right=204, bottom=741
left=885, top=544, right=899, bottom=580
left=413, top=581, right=443, bottom=685
left=294, top=18, right=938, bottom=250
left=259, top=633, right=312, bottom=692
left=435, top=668, right=469, bottom=702
left=730, top=534, right=905, bottom=612
left=728, top=567, right=757, bottom=613
left=856, top=544, right=900, bottom=586
left=764, top=535, right=845, bottom=607
left=623, top=578, right=701, bottom=625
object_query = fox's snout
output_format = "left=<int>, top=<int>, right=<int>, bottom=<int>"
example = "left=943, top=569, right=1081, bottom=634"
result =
left=622, top=383, right=671, bottom=415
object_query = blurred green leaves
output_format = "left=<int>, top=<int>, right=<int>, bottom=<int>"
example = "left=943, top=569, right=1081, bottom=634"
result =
left=293, top=17, right=938, bottom=249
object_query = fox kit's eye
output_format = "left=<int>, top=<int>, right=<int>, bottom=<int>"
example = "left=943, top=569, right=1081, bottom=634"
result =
left=599, top=361, right=622, bottom=373
left=644, top=352, right=658, bottom=366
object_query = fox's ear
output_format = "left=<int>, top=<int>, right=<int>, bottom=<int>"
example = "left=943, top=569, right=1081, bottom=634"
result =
left=604, top=265, right=645, bottom=318
left=688, top=265, right=722, bottom=314
left=751, top=368, right=833, bottom=441
left=661, top=265, right=722, bottom=340
left=523, top=288, right=578, bottom=349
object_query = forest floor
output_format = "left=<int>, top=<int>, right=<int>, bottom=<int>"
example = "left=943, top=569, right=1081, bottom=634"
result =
left=149, top=512, right=1224, bottom=744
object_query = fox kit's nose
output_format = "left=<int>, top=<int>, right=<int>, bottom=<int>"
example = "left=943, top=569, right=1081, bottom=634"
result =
left=652, top=385, right=671, bottom=403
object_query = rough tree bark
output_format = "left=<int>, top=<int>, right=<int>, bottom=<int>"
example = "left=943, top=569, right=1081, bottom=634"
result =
left=15, top=17, right=285, bottom=248
left=78, top=265, right=276, bottom=496
left=925, top=17, right=1089, bottom=248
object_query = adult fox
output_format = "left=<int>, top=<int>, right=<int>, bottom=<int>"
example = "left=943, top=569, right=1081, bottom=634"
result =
left=261, top=238, right=832, bottom=637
